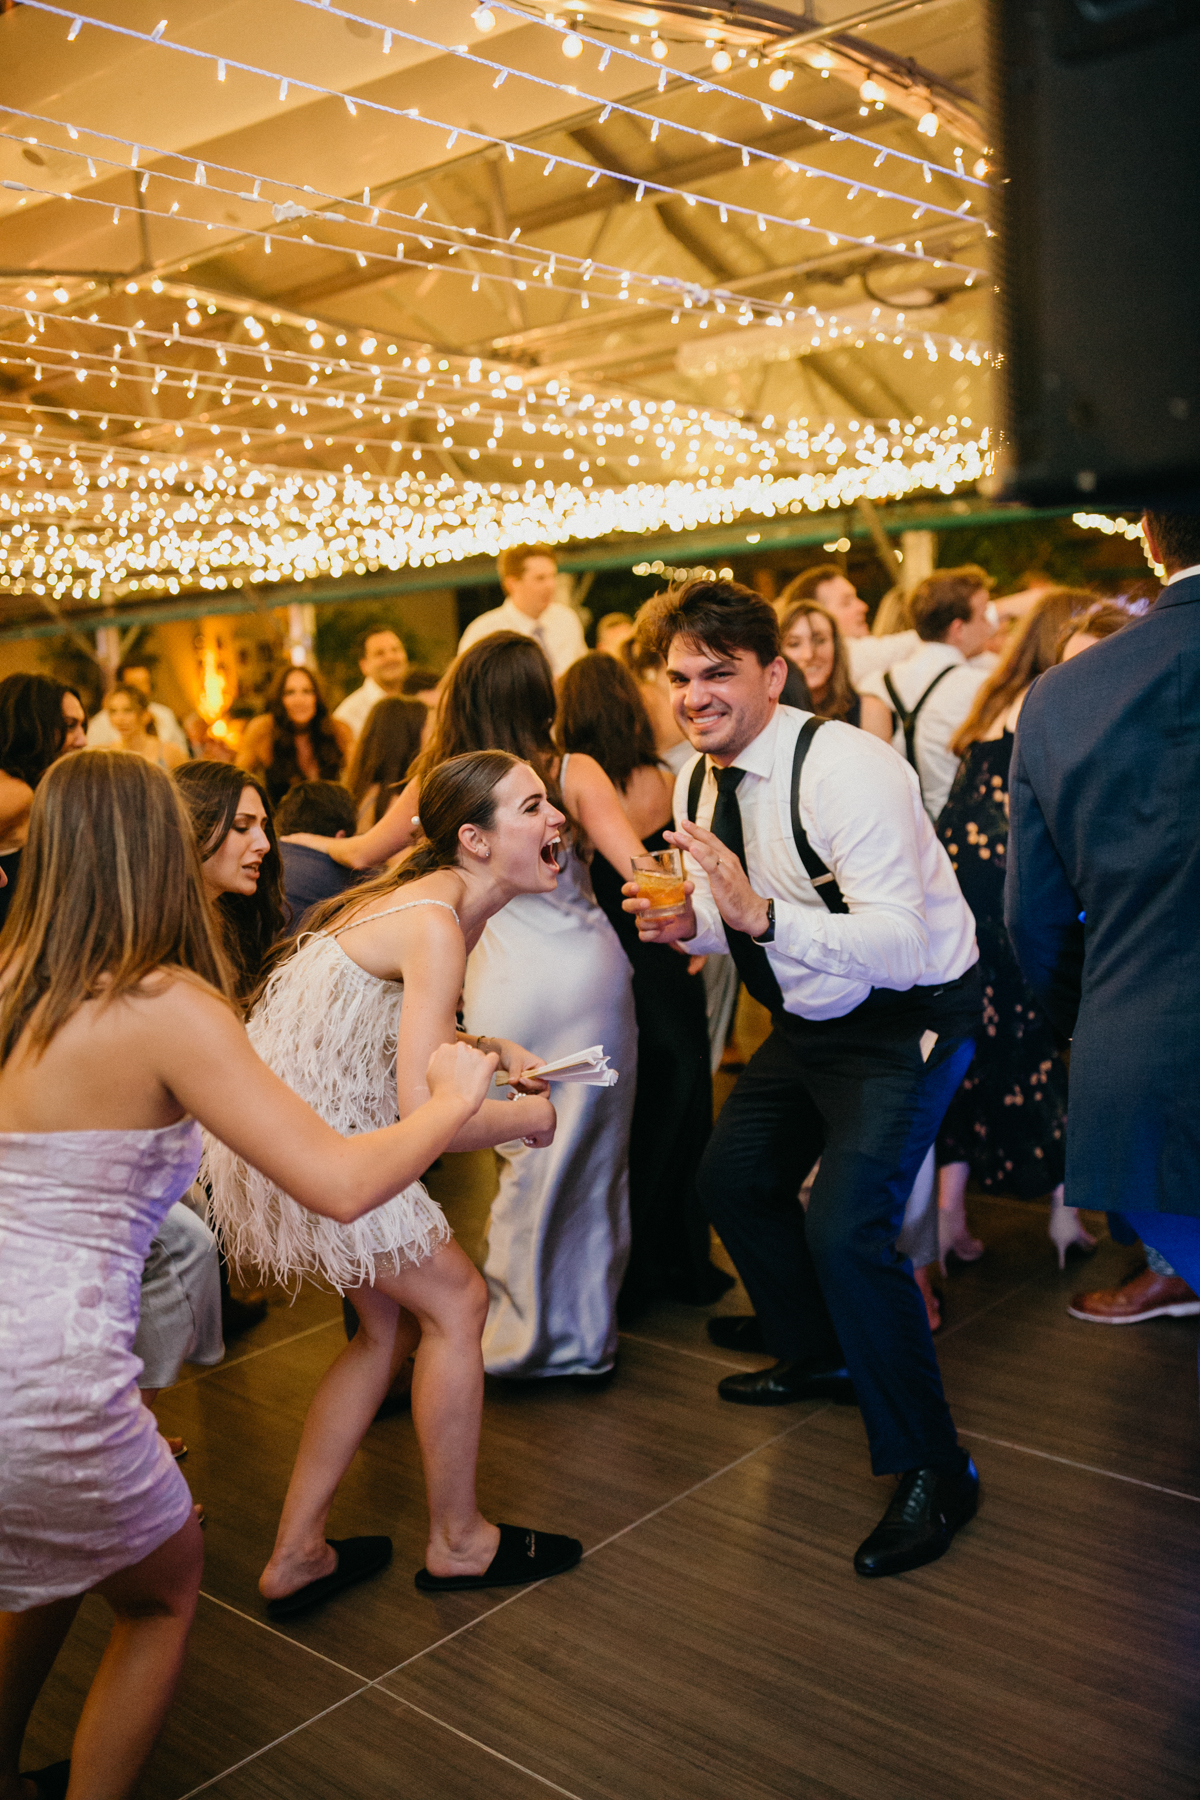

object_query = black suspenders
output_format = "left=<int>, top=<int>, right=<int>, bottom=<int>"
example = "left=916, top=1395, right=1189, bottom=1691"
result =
left=882, top=664, right=956, bottom=799
left=686, top=716, right=848, bottom=915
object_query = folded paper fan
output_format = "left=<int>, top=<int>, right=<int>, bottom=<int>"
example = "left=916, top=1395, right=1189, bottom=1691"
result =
left=496, top=1044, right=618, bottom=1088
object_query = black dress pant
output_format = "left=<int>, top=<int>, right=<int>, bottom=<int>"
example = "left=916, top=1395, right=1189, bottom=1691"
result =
left=698, top=970, right=979, bottom=1475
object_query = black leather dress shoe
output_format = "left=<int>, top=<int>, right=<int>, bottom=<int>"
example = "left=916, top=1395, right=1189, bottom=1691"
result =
left=854, top=1454, right=979, bottom=1577
left=707, top=1314, right=766, bottom=1353
left=717, top=1359, right=856, bottom=1406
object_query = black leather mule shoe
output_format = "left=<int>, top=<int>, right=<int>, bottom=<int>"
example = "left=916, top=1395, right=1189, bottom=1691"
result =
left=415, top=1524, right=582, bottom=1593
left=266, top=1536, right=393, bottom=1620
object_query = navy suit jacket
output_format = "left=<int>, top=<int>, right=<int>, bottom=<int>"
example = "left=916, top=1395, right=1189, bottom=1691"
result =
left=1005, top=571, right=1200, bottom=1217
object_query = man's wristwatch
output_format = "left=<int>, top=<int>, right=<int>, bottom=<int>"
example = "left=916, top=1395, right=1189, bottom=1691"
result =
left=752, top=898, right=776, bottom=944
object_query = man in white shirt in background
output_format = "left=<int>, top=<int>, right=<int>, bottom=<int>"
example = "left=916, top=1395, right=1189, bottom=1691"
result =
left=858, top=567, right=997, bottom=822
left=625, top=578, right=982, bottom=1579
left=332, top=625, right=409, bottom=739
left=86, top=661, right=189, bottom=752
left=785, top=561, right=1038, bottom=690
left=783, top=562, right=921, bottom=684
left=457, top=544, right=587, bottom=678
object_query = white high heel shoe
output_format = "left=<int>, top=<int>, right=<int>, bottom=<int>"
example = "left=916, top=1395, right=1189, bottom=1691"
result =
left=1048, top=1192, right=1097, bottom=1271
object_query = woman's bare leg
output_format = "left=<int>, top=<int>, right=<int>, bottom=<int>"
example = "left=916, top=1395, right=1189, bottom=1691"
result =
left=937, top=1161, right=984, bottom=1268
left=260, top=1240, right=497, bottom=1598
left=383, top=1242, right=498, bottom=1579
left=259, top=1282, right=418, bottom=1600
left=0, top=1517, right=203, bottom=1800
left=64, top=1517, right=203, bottom=1800
left=0, top=1595, right=81, bottom=1800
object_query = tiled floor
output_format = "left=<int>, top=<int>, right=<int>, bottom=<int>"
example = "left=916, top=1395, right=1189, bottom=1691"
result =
left=19, top=1188, right=1200, bottom=1800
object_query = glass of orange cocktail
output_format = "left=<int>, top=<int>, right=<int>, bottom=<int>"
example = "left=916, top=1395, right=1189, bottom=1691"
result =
left=631, top=848, right=686, bottom=919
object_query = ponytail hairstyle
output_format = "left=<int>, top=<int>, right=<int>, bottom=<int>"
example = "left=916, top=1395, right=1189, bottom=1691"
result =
left=281, top=749, right=521, bottom=950
left=415, top=633, right=569, bottom=827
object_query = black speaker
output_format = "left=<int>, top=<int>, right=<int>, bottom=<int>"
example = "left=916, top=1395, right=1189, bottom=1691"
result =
left=989, top=0, right=1200, bottom=505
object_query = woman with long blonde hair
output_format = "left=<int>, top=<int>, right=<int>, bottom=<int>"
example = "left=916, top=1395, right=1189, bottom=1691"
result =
left=933, top=588, right=1096, bottom=1276
left=0, top=751, right=499, bottom=1798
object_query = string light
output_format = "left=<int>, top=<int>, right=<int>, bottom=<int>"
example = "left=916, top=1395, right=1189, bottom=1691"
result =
left=2, top=5, right=995, bottom=613
left=0, top=122, right=986, bottom=336
left=0, top=434, right=991, bottom=604
left=20, top=0, right=989, bottom=231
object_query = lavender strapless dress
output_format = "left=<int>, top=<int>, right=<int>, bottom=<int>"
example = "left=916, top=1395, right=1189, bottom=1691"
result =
left=0, top=1119, right=200, bottom=1611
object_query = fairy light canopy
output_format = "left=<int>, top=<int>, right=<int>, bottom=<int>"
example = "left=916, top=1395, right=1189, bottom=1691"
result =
left=0, top=0, right=994, bottom=625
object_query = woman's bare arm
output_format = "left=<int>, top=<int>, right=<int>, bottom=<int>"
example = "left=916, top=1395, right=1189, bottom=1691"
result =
left=390, top=907, right=555, bottom=1151
left=858, top=694, right=896, bottom=743
left=562, top=754, right=648, bottom=873
left=151, top=982, right=496, bottom=1222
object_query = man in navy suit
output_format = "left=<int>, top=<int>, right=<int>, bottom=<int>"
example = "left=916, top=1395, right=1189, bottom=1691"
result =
left=1006, top=510, right=1200, bottom=1299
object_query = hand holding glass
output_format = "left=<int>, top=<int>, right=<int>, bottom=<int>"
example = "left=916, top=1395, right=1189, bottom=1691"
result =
left=630, top=848, right=687, bottom=920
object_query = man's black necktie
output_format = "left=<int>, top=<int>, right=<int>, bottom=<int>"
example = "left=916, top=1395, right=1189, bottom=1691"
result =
left=709, top=764, right=784, bottom=1014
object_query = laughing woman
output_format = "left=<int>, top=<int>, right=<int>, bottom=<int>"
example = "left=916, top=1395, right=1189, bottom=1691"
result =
left=0, top=752, right=503, bottom=1800
left=204, top=749, right=585, bottom=1616
left=282, top=635, right=644, bottom=1383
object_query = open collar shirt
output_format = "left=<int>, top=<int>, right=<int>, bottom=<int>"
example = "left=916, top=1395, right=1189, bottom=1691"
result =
left=675, top=704, right=977, bottom=1021
left=332, top=675, right=389, bottom=737
left=457, top=598, right=587, bottom=678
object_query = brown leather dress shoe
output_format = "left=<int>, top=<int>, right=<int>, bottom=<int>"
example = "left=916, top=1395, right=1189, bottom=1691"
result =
left=1068, top=1266, right=1200, bottom=1323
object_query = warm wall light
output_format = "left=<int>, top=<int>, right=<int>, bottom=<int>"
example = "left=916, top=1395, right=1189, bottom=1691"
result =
left=917, top=111, right=939, bottom=136
left=768, top=66, right=793, bottom=91
left=562, top=32, right=583, bottom=57
left=711, top=47, right=732, bottom=72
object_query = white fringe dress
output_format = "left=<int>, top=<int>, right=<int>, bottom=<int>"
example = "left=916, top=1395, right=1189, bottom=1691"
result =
left=202, top=902, right=455, bottom=1293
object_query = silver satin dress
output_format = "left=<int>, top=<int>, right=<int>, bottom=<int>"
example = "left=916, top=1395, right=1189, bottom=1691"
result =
left=463, top=844, right=637, bottom=1377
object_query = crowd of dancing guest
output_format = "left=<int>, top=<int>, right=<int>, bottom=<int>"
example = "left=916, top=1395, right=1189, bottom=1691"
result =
left=2, top=530, right=1185, bottom=1796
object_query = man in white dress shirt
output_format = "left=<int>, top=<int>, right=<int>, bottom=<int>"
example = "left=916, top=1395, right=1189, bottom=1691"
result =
left=626, top=579, right=982, bottom=1578
left=858, top=567, right=997, bottom=822
left=86, top=661, right=188, bottom=752
left=457, top=545, right=587, bottom=679
left=332, top=625, right=410, bottom=739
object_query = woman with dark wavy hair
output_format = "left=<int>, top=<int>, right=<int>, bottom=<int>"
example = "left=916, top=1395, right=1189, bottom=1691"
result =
left=0, top=673, right=88, bottom=930
left=171, top=761, right=290, bottom=1340
left=285, top=632, right=643, bottom=1382
left=173, top=761, right=287, bottom=1005
left=237, top=665, right=352, bottom=808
